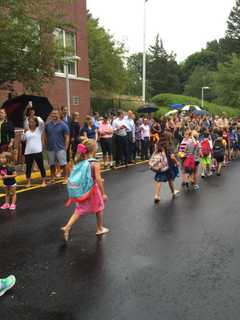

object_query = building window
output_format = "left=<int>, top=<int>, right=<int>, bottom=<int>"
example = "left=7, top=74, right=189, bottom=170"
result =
left=54, top=29, right=77, bottom=77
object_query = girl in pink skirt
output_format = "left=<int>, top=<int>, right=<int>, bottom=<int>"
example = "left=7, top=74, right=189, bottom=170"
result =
left=61, top=139, right=109, bottom=242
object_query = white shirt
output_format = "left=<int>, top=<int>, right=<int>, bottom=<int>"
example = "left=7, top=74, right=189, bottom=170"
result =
left=140, top=124, right=150, bottom=139
left=22, top=119, right=45, bottom=155
left=112, top=118, right=127, bottom=136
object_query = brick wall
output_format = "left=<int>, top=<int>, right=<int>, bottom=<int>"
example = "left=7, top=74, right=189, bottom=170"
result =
left=0, top=0, right=91, bottom=122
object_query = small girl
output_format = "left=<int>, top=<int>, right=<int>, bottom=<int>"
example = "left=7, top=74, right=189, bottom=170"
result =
left=150, top=143, right=180, bottom=204
left=0, top=152, right=17, bottom=210
left=61, top=139, right=109, bottom=242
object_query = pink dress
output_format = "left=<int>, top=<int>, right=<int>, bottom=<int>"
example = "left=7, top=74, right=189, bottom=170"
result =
left=75, top=163, right=104, bottom=216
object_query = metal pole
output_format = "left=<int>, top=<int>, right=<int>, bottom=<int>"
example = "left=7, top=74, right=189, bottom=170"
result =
left=142, top=0, right=147, bottom=102
left=65, top=64, right=71, bottom=116
left=201, top=87, right=204, bottom=109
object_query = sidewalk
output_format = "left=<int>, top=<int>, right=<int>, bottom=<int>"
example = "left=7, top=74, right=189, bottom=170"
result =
left=0, top=156, right=148, bottom=187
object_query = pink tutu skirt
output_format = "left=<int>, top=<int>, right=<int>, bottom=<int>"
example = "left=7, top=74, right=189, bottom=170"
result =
left=74, top=183, right=104, bottom=216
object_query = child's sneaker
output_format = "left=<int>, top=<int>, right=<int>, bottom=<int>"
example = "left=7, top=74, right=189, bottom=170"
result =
left=1, top=203, right=9, bottom=210
left=9, top=204, right=16, bottom=210
left=0, top=275, right=16, bottom=296
left=193, top=184, right=200, bottom=190
left=172, top=190, right=180, bottom=198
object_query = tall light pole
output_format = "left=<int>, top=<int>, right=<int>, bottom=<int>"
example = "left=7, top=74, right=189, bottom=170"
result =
left=142, top=0, right=148, bottom=103
left=62, top=55, right=81, bottom=115
left=201, top=86, right=210, bottom=109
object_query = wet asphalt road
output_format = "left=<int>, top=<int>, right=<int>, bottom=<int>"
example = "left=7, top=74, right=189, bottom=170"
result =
left=1, top=162, right=240, bottom=320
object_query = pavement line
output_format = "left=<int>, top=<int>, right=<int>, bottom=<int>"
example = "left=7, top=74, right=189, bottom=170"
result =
left=0, top=161, right=148, bottom=198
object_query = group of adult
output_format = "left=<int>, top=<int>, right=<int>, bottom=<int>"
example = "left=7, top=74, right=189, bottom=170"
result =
left=0, top=104, right=238, bottom=189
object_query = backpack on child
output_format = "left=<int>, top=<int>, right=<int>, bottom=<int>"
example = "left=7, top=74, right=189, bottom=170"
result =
left=66, top=159, right=95, bottom=206
left=149, top=151, right=169, bottom=173
left=213, top=140, right=224, bottom=159
left=183, top=154, right=196, bottom=174
left=201, top=139, right=211, bottom=157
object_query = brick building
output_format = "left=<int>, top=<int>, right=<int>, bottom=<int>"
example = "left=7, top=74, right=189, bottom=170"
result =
left=0, top=0, right=90, bottom=120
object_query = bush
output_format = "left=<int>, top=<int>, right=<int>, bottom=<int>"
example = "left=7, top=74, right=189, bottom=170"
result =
left=151, top=93, right=240, bottom=117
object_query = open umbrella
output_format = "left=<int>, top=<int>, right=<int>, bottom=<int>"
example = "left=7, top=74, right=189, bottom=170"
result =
left=165, top=110, right=178, bottom=117
left=181, top=105, right=201, bottom=112
left=192, top=109, right=209, bottom=116
left=137, top=104, right=158, bottom=114
left=2, top=95, right=53, bottom=128
left=170, top=103, right=184, bottom=110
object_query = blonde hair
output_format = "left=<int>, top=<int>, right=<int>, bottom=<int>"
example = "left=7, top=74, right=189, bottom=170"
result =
left=74, top=139, right=96, bottom=164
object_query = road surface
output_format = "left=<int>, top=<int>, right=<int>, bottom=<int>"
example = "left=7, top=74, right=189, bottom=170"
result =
left=1, top=162, right=240, bottom=320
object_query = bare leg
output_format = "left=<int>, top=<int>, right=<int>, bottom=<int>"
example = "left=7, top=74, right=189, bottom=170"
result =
left=154, top=182, right=161, bottom=201
left=11, top=188, right=16, bottom=205
left=61, top=165, right=67, bottom=182
left=26, top=178, right=31, bottom=187
left=4, top=188, right=10, bottom=204
left=61, top=211, right=81, bottom=241
left=168, top=180, right=175, bottom=194
left=96, top=211, right=109, bottom=235
left=50, top=165, right=56, bottom=180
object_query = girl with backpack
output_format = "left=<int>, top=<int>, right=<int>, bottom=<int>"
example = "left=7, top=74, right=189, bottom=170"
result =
left=212, top=130, right=226, bottom=176
left=184, top=130, right=201, bottom=190
left=178, top=129, right=192, bottom=188
left=61, top=139, right=109, bottom=242
left=200, top=131, right=212, bottom=178
left=149, top=143, right=180, bottom=204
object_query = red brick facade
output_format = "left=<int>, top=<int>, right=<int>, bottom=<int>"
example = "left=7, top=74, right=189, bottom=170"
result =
left=0, top=0, right=90, bottom=120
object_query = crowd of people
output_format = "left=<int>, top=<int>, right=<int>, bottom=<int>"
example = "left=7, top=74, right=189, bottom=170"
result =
left=0, top=105, right=238, bottom=212
left=1, top=107, right=240, bottom=296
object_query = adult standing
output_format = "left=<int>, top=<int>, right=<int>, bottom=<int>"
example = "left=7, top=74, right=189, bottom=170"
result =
left=0, top=109, right=15, bottom=153
left=22, top=117, right=46, bottom=187
left=45, top=110, right=70, bottom=182
left=81, top=115, right=98, bottom=141
left=125, top=110, right=135, bottom=163
left=99, top=115, right=113, bottom=168
left=61, top=106, right=72, bottom=129
left=140, top=118, right=150, bottom=160
left=112, top=111, right=128, bottom=167
left=70, top=112, right=81, bottom=159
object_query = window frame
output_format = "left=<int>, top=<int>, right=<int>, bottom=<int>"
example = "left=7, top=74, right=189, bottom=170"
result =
left=54, top=29, right=78, bottom=78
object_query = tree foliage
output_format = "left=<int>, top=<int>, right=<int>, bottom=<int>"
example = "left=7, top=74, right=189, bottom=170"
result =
left=87, top=13, right=128, bottom=94
left=214, top=55, right=240, bottom=107
left=184, top=66, right=215, bottom=101
left=0, top=0, right=73, bottom=92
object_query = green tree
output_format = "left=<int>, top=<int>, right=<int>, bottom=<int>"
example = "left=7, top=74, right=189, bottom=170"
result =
left=226, top=0, right=240, bottom=39
left=181, top=49, right=218, bottom=85
left=184, top=66, right=215, bottom=101
left=0, top=0, right=72, bottom=92
left=214, top=54, right=240, bottom=107
left=147, top=34, right=181, bottom=97
left=87, top=13, right=128, bottom=94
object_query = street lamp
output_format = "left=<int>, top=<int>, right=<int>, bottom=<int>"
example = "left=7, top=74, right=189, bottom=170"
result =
left=62, top=55, right=81, bottom=115
left=142, top=0, right=149, bottom=103
left=201, top=86, right=210, bottom=109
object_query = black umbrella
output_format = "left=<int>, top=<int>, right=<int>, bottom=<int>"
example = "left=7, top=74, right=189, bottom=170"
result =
left=137, top=104, right=158, bottom=114
left=2, top=95, right=53, bottom=128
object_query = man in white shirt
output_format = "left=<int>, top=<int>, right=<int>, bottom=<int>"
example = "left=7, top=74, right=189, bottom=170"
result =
left=112, top=111, right=128, bottom=166
left=124, top=110, right=136, bottom=163
left=140, top=118, right=150, bottom=160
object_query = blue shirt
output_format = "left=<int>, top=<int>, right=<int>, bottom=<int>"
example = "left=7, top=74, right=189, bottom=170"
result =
left=45, top=121, right=70, bottom=151
left=81, top=124, right=97, bottom=139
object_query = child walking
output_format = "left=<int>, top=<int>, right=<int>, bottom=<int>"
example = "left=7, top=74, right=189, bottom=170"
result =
left=0, top=153, right=17, bottom=210
left=61, top=139, right=109, bottom=242
left=149, top=143, right=180, bottom=203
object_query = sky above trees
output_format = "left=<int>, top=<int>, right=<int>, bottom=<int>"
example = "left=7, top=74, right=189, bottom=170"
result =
left=87, top=0, right=235, bottom=62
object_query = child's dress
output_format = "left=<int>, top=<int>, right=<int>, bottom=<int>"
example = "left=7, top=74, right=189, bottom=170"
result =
left=75, top=161, right=104, bottom=216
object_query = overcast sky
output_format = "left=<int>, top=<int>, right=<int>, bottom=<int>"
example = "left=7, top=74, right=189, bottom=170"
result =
left=87, top=0, right=236, bottom=62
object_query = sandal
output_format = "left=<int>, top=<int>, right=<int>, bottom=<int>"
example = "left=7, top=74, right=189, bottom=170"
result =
left=61, top=228, right=70, bottom=242
left=96, top=227, right=110, bottom=236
